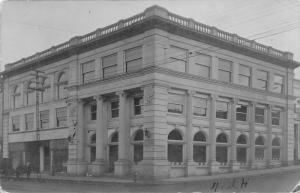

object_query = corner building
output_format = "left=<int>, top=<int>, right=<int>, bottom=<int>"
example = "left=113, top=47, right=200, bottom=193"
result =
left=2, top=6, right=300, bottom=179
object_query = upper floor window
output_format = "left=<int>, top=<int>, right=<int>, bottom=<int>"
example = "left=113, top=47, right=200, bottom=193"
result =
left=40, top=110, right=49, bottom=129
left=273, top=75, right=284, bottom=94
left=272, top=110, right=280, bottom=126
left=111, top=100, right=119, bottom=118
left=12, top=115, right=20, bottom=132
left=25, top=113, right=34, bottom=131
left=41, top=77, right=51, bottom=103
left=194, top=53, right=211, bottom=78
left=218, top=59, right=232, bottom=83
left=236, top=104, right=248, bottom=121
left=102, top=54, right=117, bottom=78
left=216, top=101, right=228, bottom=119
left=56, top=107, right=67, bottom=127
left=82, top=61, right=95, bottom=83
left=125, top=46, right=142, bottom=73
left=238, top=65, right=251, bottom=87
left=12, top=86, right=22, bottom=108
left=255, top=107, right=265, bottom=124
left=256, top=70, right=268, bottom=90
left=27, top=81, right=35, bottom=106
left=168, top=93, right=184, bottom=114
left=168, top=46, right=187, bottom=73
left=91, top=104, right=97, bottom=120
left=57, top=72, right=68, bottom=100
left=193, top=97, right=207, bottom=117
left=133, top=96, right=143, bottom=115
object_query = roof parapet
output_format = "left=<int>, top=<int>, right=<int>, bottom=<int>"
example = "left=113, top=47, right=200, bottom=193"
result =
left=4, top=5, right=297, bottom=72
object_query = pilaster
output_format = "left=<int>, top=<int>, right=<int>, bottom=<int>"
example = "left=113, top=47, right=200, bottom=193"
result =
left=266, top=104, right=272, bottom=167
left=209, top=94, right=218, bottom=174
left=248, top=101, right=256, bottom=168
left=186, top=90, right=195, bottom=176
left=229, top=98, right=239, bottom=172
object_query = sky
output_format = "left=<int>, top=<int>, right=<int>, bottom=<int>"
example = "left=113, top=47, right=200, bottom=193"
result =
left=1, top=0, right=300, bottom=77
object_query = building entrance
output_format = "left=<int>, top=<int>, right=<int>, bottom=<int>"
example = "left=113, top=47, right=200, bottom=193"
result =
left=108, top=145, right=118, bottom=172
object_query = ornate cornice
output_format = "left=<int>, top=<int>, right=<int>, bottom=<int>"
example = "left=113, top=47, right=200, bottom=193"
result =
left=2, top=6, right=299, bottom=78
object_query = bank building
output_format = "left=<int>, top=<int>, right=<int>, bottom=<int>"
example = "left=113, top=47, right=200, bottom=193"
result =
left=1, top=6, right=300, bottom=179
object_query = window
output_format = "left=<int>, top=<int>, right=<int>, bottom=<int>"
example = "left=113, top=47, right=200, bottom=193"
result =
left=133, top=129, right=144, bottom=164
left=102, top=54, right=117, bottom=78
left=216, top=133, right=228, bottom=163
left=40, top=110, right=49, bottom=129
left=194, top=53, right=211, bottom=78
left=41, top=78, right=51, bottom=103
left=272, top=111, right=280, bottom=126
left=56, top=107, right=67, bottom=127
left=12, top=115, right=20, bottom=132
left=216, top=101, right=228, bottom=119
left=134, top=97, right=143, bottom=115
left=165, top=46, right=187, bottom=72
left=27, top=81, right=35, bottom=106
left=273, top=75, right=284, bottom=93
left=255, top=107, right=265, bottom=124
left=12, top=86, right=22, bottom=108
left=236, top=104, right=248, bottom=121
left=256, top=70, right=268, bottom=90
left=91, top=104, right=97, bottom=120
left=168, top=93, right=184, bottom=114
left=218, top=59, right=232, bottom=83
left=57, top=72, right=68, bottom=100
left=82, top=61, right=95, bottom=83
left=236, top=135, right=248, bottom=163
left=193, top=97, right=207, bottom=117
left=168, top=130, right=183, bottom=163
left=125, top=46, right=142, bottom=73
left=111, top=101, right=119, bottom=118
left=193, top=131, right=207, bottom=163
left=239, top=65, right=251, bottom=87
left=272, top=137, right=280, bottom=160
left=25, top=113, right=34, bottom=131
left=255, top=136, right=265, bottom=160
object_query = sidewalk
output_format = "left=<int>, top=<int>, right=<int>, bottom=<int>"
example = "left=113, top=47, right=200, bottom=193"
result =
left=2, top=164, right=300, bottom=185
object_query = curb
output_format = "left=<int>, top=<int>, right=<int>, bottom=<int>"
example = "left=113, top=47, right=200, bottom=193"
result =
left=2, top=165, right=300, bottom=185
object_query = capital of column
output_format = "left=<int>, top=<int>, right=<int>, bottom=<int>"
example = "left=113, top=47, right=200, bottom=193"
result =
left=65, top=97, right=83, bottom=106
left=209, top=94, right=218, bottom=101
left=266, top=104, right=273, bottom=110
left=93, top=95, right=103, bottom=102
left=249, top=101, right=257, bottom=107
left=186, top=90, right=196, bottom=96
left=230, top=97, right=239, bottom=105
left=116, top=90, right=127, bottom=98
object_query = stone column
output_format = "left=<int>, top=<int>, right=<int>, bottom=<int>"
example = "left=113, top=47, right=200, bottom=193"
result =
left=186, top=90, right=195, bottom=176
left=266, top=104, right=272, bottom=167
left=92, top=95, right=107, bottom=175
left=282, top=107, right=289, bottom=166
left=229, top=98, right=239, bottom=172
left=209, top=94, right=218, bottom=174
left=115, top=91, right=130, bottom=176
left=248, top=102, right=256, bottom=168
left=77, top=100, right=86, bottom=162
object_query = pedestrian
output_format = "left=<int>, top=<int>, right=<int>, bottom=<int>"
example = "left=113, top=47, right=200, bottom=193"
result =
left=26, top=162, right=32, bottom=179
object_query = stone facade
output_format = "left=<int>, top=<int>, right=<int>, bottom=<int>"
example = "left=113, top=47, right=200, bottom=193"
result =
left=1, top=6, right=300, bottom=179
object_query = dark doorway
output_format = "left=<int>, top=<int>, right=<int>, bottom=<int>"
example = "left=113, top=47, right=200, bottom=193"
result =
left=44, top=146, right=50, bottom=172
left=108, top=145, right=118, bottom=172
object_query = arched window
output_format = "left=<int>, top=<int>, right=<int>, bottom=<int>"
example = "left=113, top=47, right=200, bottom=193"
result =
left=272, top=137, right=281, bottom=160
left=57, top=72, right=68, bottom=100
left=133, top=129, right=144, bottom=164
left=216, top=133, right=228, bottom=164
left=27, top=81, right=35, bottom=106
left=193, top=131, right=207, bottom=163
left=168, top=130, right=183, bottom=163
left=90, top=134, right=96, bottom=162
left=12, top=86, right=21, bottom=108
left=108, top=132, right=118, bottom=172
left=255, top=136, right=265, bottom=160
left=236, top=134, right=248, bottom=163
left=41, top=77, right=51, bottom=103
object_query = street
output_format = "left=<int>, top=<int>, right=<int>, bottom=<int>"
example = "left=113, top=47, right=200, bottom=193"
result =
left=1, top=170, right=300, bottom=193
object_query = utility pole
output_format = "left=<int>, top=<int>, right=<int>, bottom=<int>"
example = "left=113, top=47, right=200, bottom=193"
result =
left=28, top=70, right=46, bottom=176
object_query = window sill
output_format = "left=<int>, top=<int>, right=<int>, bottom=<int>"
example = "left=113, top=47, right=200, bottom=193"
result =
left=168, top=112, right=185, bottom=117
